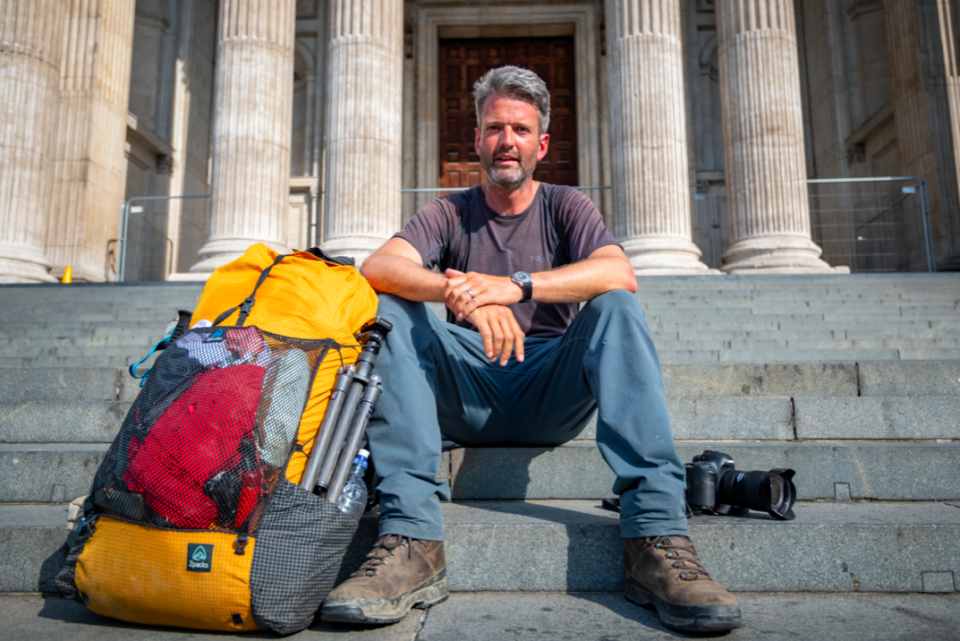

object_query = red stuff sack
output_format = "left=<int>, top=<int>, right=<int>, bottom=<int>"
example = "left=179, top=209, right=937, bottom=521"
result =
left=123, top=363, right=266, bottom=529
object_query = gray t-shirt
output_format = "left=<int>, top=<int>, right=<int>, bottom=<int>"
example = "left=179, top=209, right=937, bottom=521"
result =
left=394, top=184, right=619, bottom=338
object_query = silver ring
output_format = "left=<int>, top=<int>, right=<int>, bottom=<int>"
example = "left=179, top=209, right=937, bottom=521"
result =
left=467, top=289, right=476, bottom=299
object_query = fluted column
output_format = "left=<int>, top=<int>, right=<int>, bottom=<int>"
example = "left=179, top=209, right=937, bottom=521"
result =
left=606, top=0, right=712, bottom=274
left=716, top=0, right=835, bottom=273
left=189, top=0, right=296, bottom=274
left=0, top=1, right=63, bottom=283
left=47, top=0, right=136, bottom=282
left=321, top=0, right=403, bottom=264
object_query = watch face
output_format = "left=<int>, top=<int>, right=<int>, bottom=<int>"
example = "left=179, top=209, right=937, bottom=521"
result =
left=514, top=271, right=532, bottom=282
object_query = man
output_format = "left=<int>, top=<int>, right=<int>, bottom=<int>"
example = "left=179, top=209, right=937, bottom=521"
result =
left=320, top=66, right=741, bottom=633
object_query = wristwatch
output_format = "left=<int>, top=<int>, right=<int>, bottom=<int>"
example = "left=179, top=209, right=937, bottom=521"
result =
left=511, top=271, right=533, bottom=302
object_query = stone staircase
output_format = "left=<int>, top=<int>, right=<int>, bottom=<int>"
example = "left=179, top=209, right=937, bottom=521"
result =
left=0, top=274, right=958, bottom=597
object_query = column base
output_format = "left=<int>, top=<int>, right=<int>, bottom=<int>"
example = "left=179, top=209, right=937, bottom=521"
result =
left=621, top=236, right=720, bottom=275
left=320, top=236, right=391, bottom=268
left=188, top=238, right=291, bottom=275
left=0, top=245, right=57, bottom=283
left=720, top=235, right=844, bottom=274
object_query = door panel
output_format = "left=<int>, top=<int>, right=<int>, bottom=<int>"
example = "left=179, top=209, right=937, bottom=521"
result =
left=439, top=37, right=578, bottom=189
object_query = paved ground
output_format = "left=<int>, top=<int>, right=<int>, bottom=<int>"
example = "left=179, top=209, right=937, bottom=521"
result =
left=2, top=592, right=958, bottom=640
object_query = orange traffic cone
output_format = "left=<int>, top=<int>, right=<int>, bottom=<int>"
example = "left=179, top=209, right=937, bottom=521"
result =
left=61, top=265, right=73, bottom=284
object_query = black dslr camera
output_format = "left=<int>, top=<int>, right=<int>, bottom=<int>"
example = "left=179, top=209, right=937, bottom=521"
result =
left=685, top=450, right=797, bottom=521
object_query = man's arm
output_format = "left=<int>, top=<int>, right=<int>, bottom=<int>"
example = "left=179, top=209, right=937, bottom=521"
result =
left=359, top=237, right=447, bottom=302
left=360, top=237, right=527, bottom=365
left=445, top=244, right=637, bottom=321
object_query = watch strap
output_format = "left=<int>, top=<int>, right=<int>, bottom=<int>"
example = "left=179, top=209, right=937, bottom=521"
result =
left=512, top=272, right=533, bottom=302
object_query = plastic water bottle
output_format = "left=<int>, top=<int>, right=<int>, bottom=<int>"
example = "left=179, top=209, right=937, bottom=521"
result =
left=337, top=448, right=370, bottom=520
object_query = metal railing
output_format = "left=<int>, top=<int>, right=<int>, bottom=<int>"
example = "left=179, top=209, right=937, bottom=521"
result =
left=119, top=195, right=210, bottom=282
left=693, top=177, right=935, bottom=273
left=121, top=178, right=935, bottom=282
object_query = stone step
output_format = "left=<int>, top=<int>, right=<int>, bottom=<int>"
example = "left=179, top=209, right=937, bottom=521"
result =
left=10, top=334, right=955, bottom=355
left=0, top=355, right=157, bottom=369
left=3, top=501, right=958, bottom=594
left=448, top=441, right=960, bottom=501
left=4, top=344, right=956, bottom=366
left=656, top=339, right=960, bottom=351
left=2, top=592, right=958, bottom=641
left=5, top=390, right=957, bottom=446
left=3, top=440, right=957, bottom=504
left=9, top=362, right=952, bottom=405
left=0, top=445, right=108, bottom=502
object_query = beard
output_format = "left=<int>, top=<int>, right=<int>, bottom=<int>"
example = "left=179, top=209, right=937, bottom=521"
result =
left=480, top=144, right=538, bottom=190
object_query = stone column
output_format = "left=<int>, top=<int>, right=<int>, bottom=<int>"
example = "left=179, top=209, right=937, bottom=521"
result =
left=47, top=0, right=136, bottom=282
left=606, top=0, right=713, bottom=274
left=321, top=0, right=403, bottom=264
left=188, top=0, right=296, bottom=274
left=716, top=0, right=835, bottom=273
left=0, top=1, right=64, bottom=283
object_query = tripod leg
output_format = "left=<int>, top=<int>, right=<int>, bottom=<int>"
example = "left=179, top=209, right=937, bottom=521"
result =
left=327, top=376, right=383, bottom=504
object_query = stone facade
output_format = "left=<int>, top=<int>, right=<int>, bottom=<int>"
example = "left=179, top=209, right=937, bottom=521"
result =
left=0, top=0, right=959, bottom=282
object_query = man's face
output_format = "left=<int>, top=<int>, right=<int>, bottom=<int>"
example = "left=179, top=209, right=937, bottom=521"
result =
left=475, top=95, right=550, bottom=190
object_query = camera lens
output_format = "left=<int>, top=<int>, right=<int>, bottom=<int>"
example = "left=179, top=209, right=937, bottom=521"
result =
left=717, top=468, right=796, bottom=520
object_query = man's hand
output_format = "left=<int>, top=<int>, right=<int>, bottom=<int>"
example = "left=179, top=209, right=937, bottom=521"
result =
left=463, top=304, right=525, bottom=365
left=443, top=269, right=523, bottom=321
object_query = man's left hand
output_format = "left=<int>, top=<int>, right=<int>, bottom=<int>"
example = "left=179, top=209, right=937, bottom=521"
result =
left=444, top=269, right=524, bottom=320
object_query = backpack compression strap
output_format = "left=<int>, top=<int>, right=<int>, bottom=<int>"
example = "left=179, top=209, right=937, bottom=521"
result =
left=213, top=253, right=288, bottom=327
left=306, top=246, right=355, bottom=267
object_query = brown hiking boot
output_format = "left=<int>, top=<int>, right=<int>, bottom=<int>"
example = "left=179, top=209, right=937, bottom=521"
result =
left=624, top=535, right=741, bottom=632
left=320, top=534, right=448, bottom=624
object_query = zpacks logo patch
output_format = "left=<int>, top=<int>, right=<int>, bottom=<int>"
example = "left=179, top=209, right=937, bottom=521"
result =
left=204, top=328, right=225, bottom=343
left=187, top=543, right=213, bottom=572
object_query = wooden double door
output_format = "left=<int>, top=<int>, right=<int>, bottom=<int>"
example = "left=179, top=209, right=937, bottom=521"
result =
left=439, top=37, right=578, bottom=189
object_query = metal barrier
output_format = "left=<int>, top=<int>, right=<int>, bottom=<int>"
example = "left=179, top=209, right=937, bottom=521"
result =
left=119, top=195, right=210, bottom=282
left=696, top=177, right=935, bottom=273
left=122, top=179, right=934, bottom=281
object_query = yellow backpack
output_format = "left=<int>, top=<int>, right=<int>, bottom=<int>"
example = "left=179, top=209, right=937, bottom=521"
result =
left=56, top=244, right=379, bottom=634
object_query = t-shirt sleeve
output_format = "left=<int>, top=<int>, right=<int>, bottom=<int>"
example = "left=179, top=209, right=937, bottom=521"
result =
left=552, top=186, right=620, bottom=263
left=393, top=195, right=460, bottom=270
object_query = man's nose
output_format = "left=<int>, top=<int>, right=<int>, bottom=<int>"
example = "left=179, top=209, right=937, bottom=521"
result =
left=499, top=126, right=517, bottom=147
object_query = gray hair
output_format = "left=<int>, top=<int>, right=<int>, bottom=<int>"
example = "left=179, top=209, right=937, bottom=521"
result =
left=473, top=65, right=551, bottom=134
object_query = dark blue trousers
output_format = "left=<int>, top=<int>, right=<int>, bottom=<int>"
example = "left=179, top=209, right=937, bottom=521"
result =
left=365, top=289, right=688, bottom=540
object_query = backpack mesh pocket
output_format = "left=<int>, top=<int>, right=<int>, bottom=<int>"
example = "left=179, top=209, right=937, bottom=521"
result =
left=91, top=325, right=338, bottom=534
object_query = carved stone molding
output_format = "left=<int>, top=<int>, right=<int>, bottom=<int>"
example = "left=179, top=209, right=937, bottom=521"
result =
left=411, top=3, right=604, bottom=213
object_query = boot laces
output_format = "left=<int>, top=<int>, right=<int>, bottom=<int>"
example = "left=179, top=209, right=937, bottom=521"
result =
left=352, top=534, right=413, bottom=577
left=647, top=536, right=710, bottom=581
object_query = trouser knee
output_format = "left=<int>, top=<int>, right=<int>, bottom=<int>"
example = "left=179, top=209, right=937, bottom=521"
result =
left=583, top=288, right=643, bottom=318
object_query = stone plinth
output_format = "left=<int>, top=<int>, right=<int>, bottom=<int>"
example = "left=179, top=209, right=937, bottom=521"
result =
left=0, top=1, right=64, bottom=283
left=605, top=0, right=713, bottom=274
left=716, top=0, right=836, bottom=274
left=321, top=0, right=404, bottom=265
left=188, top=0, right=296, bottom=275
left=47, top=0, right=136, bottom=282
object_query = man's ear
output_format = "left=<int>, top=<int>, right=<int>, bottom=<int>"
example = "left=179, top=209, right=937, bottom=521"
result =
left=475, top=127, right=481, bottom=156
left=537, top=133, right=550, bottom=162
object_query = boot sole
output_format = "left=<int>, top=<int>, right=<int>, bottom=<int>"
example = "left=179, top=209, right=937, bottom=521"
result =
left=321, top=570, right=449, bottom=625
left=625, top=576, right=742, bottom=633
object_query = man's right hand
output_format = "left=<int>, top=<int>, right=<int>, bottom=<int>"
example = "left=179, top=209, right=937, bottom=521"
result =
left=464, top=304, right=525, bottom=366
